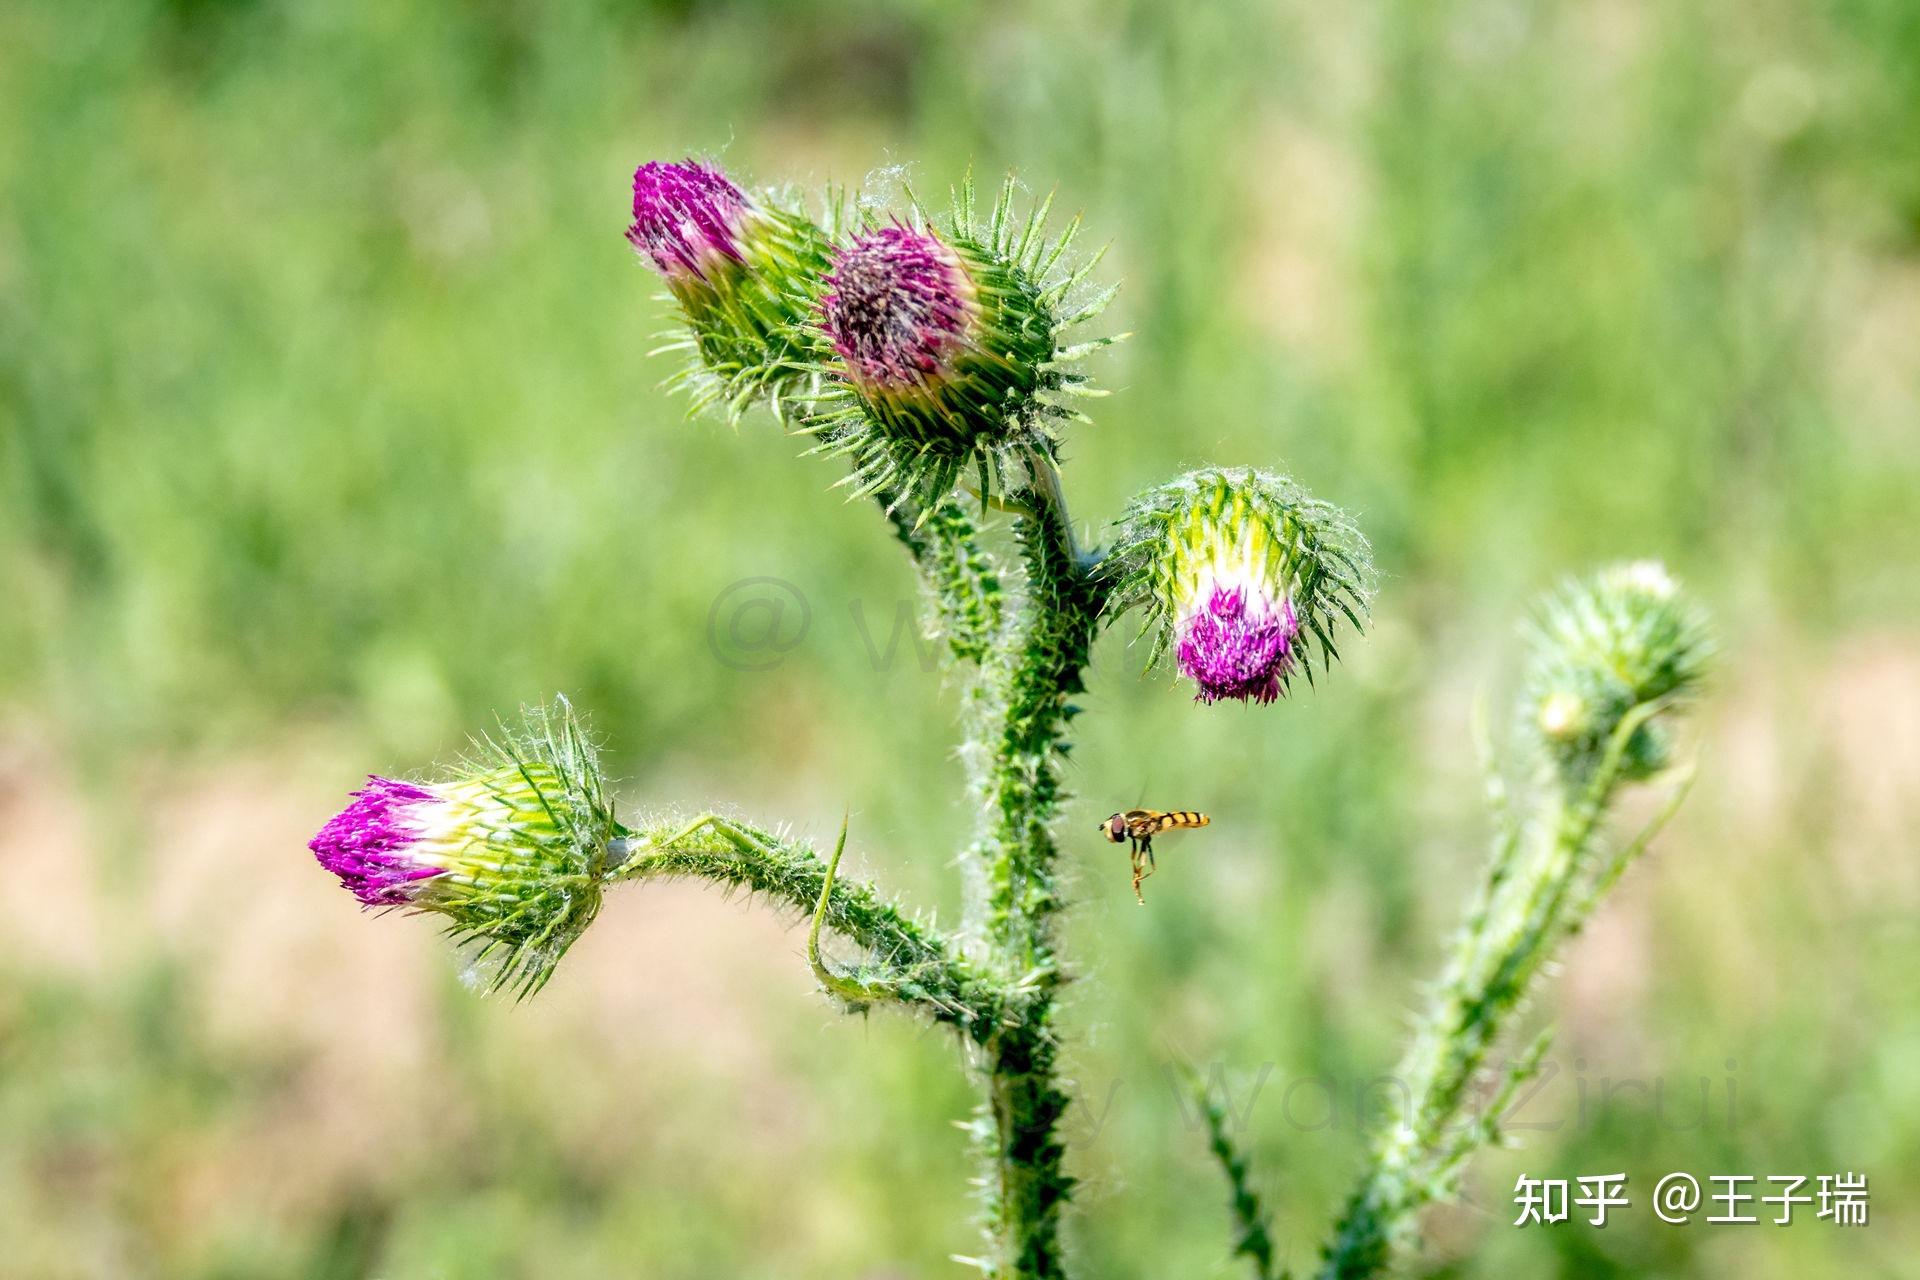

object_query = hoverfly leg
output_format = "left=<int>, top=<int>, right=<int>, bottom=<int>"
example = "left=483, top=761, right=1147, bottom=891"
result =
left=1133, top=835, right=1156, bottom=904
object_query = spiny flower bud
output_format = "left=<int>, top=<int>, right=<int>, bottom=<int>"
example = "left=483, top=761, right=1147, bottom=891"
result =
left=1523, top=561, right=1713, bottom=782
left=1107, top=468, right=1374, bottom=705
left=627, top=158, right=833, bottom=422
left=809, top=175, right=1115, bottom=512
left=309, top=700, right=620, bottom=996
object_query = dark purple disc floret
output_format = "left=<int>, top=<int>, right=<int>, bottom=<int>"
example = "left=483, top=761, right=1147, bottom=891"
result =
left=1176, top=587, right=1301, bottom=705
left=820, top=226, right=975, bottom=391
left=310, top=776, right=444, bottom=905
left=627, top=160, right=748, bottom=280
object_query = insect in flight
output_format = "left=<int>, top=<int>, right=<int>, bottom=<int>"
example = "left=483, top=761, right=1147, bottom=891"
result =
left=1099, top=809, right=1211, bottom=904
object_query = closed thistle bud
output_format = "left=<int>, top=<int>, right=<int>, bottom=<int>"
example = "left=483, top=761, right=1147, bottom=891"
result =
left=1107, top=468, right=1374, bottom=705
left=309, top=700, right=619, bottom=996
left=627, top=159, right=833, bottom=421
left=809, top=175, right=1116, bottom=512
left=1523, top=561, right=1713, bottom=782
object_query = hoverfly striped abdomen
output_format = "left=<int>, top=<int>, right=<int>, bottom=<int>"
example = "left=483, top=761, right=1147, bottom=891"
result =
left=1141, top=810, right=1209, bottom=835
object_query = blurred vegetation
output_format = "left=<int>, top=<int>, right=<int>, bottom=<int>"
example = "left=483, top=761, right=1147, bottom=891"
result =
left=2, top=0, right=1918, bottom=1276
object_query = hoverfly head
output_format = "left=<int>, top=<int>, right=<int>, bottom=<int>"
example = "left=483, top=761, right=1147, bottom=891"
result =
left=1101, top=814, right=1128, bottom=843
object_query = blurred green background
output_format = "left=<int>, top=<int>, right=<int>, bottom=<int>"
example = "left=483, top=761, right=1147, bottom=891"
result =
left=3, top=0, right=1918, bottom=1276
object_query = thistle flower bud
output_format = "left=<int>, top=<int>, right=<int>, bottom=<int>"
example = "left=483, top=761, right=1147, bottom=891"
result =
left=809, top=176, right=1115, bottom=511
left=1523, top=561, right=1713, bottom=782
left=309, top=700, right=619, bottom=996
left=627, top=158, right=834, bottom=421
left=1107, top=468, right=1374, bottom=704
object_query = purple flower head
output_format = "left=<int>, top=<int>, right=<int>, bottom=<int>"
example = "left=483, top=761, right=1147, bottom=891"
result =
left=627, top=160, right=749, bottom=281
left=1175, top=584, right=1301, bottom=705
left=820, top=226, right=977, bottom=391
left=309, top=776, right=448, bottom=905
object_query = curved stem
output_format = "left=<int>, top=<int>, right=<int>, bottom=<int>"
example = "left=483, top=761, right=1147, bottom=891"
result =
left=1184, top=1064, right=1279, bottom=1280
left=808, top=813, right=898, bottom=1005
left=613, top=814, right=1007, bottom=1037
left=1022, top=447, right=1084, bottom=566
left=978, top=451, right=1104, bottom=967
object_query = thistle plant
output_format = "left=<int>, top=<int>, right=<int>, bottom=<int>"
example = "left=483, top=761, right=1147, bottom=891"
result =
left=308, top=157, right=1714, bottom=1279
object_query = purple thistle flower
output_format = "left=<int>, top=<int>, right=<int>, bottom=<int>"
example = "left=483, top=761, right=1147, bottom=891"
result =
left=820, top=226, right=977, bottom=392
left=1176, top=585, right=1301, bottom=705
left=627, top=160, right=749, bottom=281
left=309, top=776, right=448, bottom=905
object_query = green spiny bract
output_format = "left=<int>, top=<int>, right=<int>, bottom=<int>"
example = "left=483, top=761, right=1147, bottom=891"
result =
left=309, top=698, right=619, bottom=997
left=1104, top=467, right=1375, bottom=703
left=805, top=174, right=1117, bottom=515
left=630, top=159, right=837, bottom=423
left=1522, top=560, right=1713, bottom=783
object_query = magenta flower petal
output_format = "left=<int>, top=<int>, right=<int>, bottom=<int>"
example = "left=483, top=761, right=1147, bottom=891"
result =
left=1176, top=587, right=1300, bottom=705
left=820, top=226, right=976, bottom=391
left=309, top=776, right=446, bottom=905
left=626, top=160, right=749, bottom=280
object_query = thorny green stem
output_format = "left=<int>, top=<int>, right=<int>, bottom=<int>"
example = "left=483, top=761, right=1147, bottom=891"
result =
left=1185, top=1065, right=1280, bottom=1280
left=1022, top=448, right=1081, bottom=563
left=612, top=814, right=1007, bottom=1038
left=970, top=448, right=1104, bottom=1280
left=884, top=490, right=1005, bottom=666
left=1318, top=701, right=1687, bottom=1278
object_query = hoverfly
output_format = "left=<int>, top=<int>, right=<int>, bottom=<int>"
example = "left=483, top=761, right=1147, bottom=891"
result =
left=1099, top=809, right=1211, bottom=904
